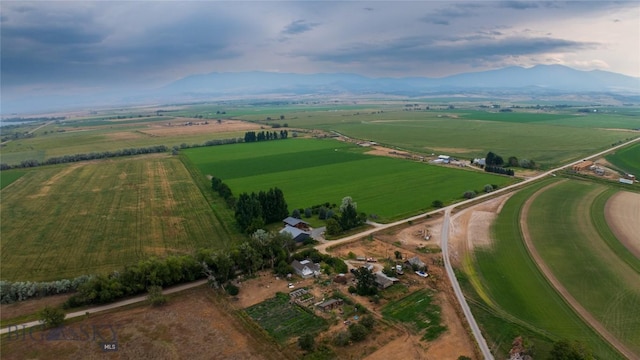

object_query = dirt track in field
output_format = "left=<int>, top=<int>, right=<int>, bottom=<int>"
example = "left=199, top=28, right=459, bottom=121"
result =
left=520, top=181, right=637, bottom=359
left=605, top=191, right=640, bottom=259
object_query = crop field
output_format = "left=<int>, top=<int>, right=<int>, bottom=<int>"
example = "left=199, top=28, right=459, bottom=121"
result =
left=381, top=289, right=446, bottom=341
left=245, top=292, right=327, bottom=343
left=0, top=170, right=25, bottom=190
left=526, top=180, right=640, bottom=354
left=0, top=117, right=259, bottom=165
left=470, top=179, right=622, bottom=359
left=0, top=155, right=238, bottom=282
left=606, top=142, right=640, bottom=175
left=237, top=108, right=636, bottom=167
left=183, top=139, right=516, bottom=221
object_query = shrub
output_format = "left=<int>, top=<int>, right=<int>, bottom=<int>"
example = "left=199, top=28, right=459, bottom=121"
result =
left=226, top=283, right=240, bottom=296
left=147, top=285, right=167, bottom=306
left=39, top=306, right=65, bottom=328
left=333, top=331, right=350, bottom=347
left=348, top=323, right=368, bottom=342
left=463, top=190, right=476, bottom=199
left=298, top=333, right=315, bottom=352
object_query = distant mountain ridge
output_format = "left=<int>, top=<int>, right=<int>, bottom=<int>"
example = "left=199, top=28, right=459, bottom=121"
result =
left=163, top=65, right=640, bottom=97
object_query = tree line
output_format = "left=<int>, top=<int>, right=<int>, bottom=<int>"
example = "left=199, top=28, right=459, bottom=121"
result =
left=59, top=232, right=346, bottom=308
left=244, top=130, right=288, bottom=142
left=235, top=188, right=289, bottom=234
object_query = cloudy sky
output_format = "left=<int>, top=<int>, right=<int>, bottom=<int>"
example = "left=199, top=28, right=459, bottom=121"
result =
left=1, top=1, right=639, bottom=112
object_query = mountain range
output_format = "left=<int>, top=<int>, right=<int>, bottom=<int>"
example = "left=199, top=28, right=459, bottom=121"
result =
left=161, top=65, right=640, bottom=99
left=4, top=65, right=639, bottom=115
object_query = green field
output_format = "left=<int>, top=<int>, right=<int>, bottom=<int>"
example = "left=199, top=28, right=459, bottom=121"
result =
left=468, top=179, right=623, bottom=359
left=606, top=142, right=640, bottom=176
left=526, top=181, right=640, bottom=354
left=245, top=292, right=327, bottom=343
left=183, top=139, right=516, bottom=222
left=0, top=155, right=239, bottom=281
left=237, top=108, right=638, bottom=167
left=380, top=289, right=446, bottom=341
left=0, top=170, right=26, bottom=190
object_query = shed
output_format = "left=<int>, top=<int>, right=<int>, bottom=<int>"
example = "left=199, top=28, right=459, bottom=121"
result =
left=316, top=298, right=344, bottom=312
left=375, top=272, right=399, bottom=289
left=280, top=225, right=311, bottom=243
left=283, top=217, right=311, bottom=231
left=405, top=256, right=427, bottom=271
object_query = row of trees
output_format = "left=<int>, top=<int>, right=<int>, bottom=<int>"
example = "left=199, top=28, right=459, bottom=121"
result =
left=485, top=151, right=536, bottom=169
left=235, top=188, right=289, bottom=233
left=65, top=255, right=203, bottom=307
left=0, top=275, right=92, bottom=304
left=211, top=176, right=235, bottom=208
left=0, top=145, right=169, bottom=170
left=243, top=130, right=288, bottom=143
left=485, top=165, right=515, bottom=176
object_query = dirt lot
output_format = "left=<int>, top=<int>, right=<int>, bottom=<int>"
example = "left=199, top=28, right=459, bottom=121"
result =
left=605, top=191, right=640, bottom=259
left=1, top=286, right=287, bottom=360
left=139, top=119, right=258, bottom=137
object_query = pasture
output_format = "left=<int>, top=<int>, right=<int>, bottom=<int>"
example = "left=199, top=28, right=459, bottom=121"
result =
left=183, top=139, right=516, bottom=222
left=606, top=141, right=640, bottom=176
left=526, top=181, right=640, bottom=354
left=245, top=292, right=327, bottom=343
left=470, top=179, right=623, bottom=359
left=0, top=155, right=238, bottom=282
left=237, top=107, right=638, bottom=167
left=381, top=289, right=446, bottom=341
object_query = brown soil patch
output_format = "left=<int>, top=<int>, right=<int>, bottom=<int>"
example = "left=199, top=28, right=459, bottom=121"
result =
left=106, top=131, right=147, bottom=141
left=447, top=194, right=512, bottom=266
left=140, top=119, right=258, bottom=137
left=233, top=273, right=316, bottom=309
left=1, top=294, right=71, bottom=324
left=1, top=287, right=287, bottom=360
left=605, top=191, right=640, bottom=259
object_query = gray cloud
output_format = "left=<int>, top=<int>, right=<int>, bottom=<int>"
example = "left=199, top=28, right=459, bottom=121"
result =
left=303, top=35, right=596, bottom=68
left=282, top=20, right=319, bottom=35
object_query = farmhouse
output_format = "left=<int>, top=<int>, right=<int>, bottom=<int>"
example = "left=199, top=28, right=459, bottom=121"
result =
left=280, top=225, right=311, bottom=243
left=375, top=272, right=399, bottom=289
left=291, top=259, right=321, bottom=278
left=283, top=217, right=311, bottom=231
left=316, top=298, right=344, bottom=312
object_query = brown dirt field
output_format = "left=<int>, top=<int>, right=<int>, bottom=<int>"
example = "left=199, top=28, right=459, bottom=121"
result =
left=605, top=191, right=640, bottom=259
left=447, top=194, right=512, bottom=266
left=232, top=273, right=316, bottom=309
left=1, top=287, right=288, bottom=360
left=1, top=294, right=71, bottom=324
left=139, top=119, right=258, bottom=137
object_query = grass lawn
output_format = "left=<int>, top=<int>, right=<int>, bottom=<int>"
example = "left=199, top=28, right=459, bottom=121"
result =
left=0, top=155, right=239, bottom=282
left=245, top=292, right=327, bottom=343
left=526, top=180, right=640, bottom=354
left=381, top=289, right=446, bottom=341
left=469, top=179, right=623, bottom=359
left=184, top=139, right=516, bottom=222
